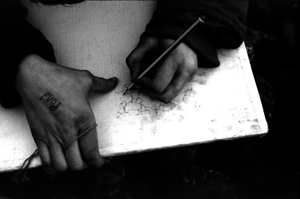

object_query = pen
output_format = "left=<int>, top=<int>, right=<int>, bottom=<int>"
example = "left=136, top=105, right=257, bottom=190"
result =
left=123, top=17, right=204, bottom=95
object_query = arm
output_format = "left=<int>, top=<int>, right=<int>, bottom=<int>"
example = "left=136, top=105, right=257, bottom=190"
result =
left=126, top=0, right=249, bottom=102
left=0, top=1, right=56, bottom=108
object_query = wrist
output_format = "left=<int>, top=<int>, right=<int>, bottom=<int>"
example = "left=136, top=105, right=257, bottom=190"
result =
left=18, top=54, right=43, bottom=71
left=15, top=54, right=46, bottom=94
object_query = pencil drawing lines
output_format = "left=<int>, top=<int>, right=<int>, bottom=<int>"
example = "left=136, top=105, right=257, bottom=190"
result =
left=115, top=84, right=194, bottom=119
left=115, top=85, right=152, bottom=118
left=115, top=83, right=131, bottom=95
left=154, top=88, right=194, bottom=118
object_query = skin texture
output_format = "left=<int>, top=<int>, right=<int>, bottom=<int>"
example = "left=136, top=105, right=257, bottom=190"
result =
left=126, top=37, right=198, bottom=103
left=14, top=36, right=195, bottom=174
left=15, top=54, right=118, bottom=174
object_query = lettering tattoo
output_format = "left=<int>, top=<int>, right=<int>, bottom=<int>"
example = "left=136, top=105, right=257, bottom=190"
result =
left=40, top=92, right=62, bottom=111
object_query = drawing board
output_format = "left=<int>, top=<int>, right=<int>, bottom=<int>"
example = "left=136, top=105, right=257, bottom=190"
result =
left=0, top=1, right=267, bottom=172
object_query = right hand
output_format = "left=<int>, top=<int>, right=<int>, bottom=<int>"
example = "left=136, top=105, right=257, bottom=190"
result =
left=15, top=54, right=118, bottom=174
left=126, top=37, right=198, bottom=103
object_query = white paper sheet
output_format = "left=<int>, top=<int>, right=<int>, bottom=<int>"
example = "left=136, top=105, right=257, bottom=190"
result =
left=0, top=1, right=267, bottom=172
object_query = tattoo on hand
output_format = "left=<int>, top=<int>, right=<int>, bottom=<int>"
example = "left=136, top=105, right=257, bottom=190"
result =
left=40, top=92, right=62, bottom=111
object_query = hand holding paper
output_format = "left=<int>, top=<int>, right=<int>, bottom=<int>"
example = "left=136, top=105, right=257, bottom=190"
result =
left=15, top=55, right=118, bottom=173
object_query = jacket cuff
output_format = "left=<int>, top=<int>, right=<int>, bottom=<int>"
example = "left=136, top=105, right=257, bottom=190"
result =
left=0, top=20, right=56, bottom=108
left=140, top=0, right=247, bottom=68
left=141, top=17, right=220, bottom=68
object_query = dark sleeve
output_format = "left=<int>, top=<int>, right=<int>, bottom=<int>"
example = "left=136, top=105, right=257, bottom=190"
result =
left=141, top=0, right=249, bottom=67
left=0, top=1, right=56, bottom=108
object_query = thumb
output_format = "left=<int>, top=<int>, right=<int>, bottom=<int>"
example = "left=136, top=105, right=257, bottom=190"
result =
left=91, top=76, right=118, bottom=93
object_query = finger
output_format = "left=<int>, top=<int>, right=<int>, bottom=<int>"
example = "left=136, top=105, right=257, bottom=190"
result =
left=149, top=71, right=191, bottom=103
left=139, top=55, right=178, bottom=93
left=35, top=140, right=56, bottom=174
left=78, top=123, right=104, bottom=168
left=48, top=141, right=68, bottom=172
left=126, top=37, right=159, bottom=81
left=91, top=76, right=118, bottom=93
left=64, top=139, right=85, bottom=171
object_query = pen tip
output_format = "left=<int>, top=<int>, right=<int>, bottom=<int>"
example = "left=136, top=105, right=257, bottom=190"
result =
left=199, top=16, right=205, bottom=23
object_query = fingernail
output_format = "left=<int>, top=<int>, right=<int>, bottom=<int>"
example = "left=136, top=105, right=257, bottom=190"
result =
left=43, top=168, right=59, bottom=175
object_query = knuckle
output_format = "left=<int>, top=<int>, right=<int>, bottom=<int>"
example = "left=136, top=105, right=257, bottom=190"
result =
left=126, top=55, right=134, bottom=66
left=139, top=36, right=159, bottom=51
left=82, top=69, right=93, bottom=77
left=146, top=37, right=158, bottom=46
left=188, top=56, right=198, bottom=67
left=181, top=67, right=197, bottom=81
left=80, top=69, right=93, bottom=80
left=162, top=38, right=174, bottom=47
left=56, top=126, right=73, bottom=143
left=76, top=112, right=94, bottom=128
left=126, top=56, right=142, bottom=75
left=184, top=63, right=198, bottom=75
left=81, top=70, right=93, bottom=87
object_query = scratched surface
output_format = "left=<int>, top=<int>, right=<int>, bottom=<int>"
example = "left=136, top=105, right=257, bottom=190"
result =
left=0, top=1, right=267, bottom=172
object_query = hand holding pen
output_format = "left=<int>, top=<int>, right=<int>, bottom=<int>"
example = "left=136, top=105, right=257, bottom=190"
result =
left=125, top=17, right=204, bottom=102
left=124, top=18, right=203, bottom=103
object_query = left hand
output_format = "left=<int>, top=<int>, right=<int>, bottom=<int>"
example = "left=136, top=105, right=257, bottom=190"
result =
left=15, top=55, right=118, bottom=174
left=126, top=36, right=198, bottom=103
